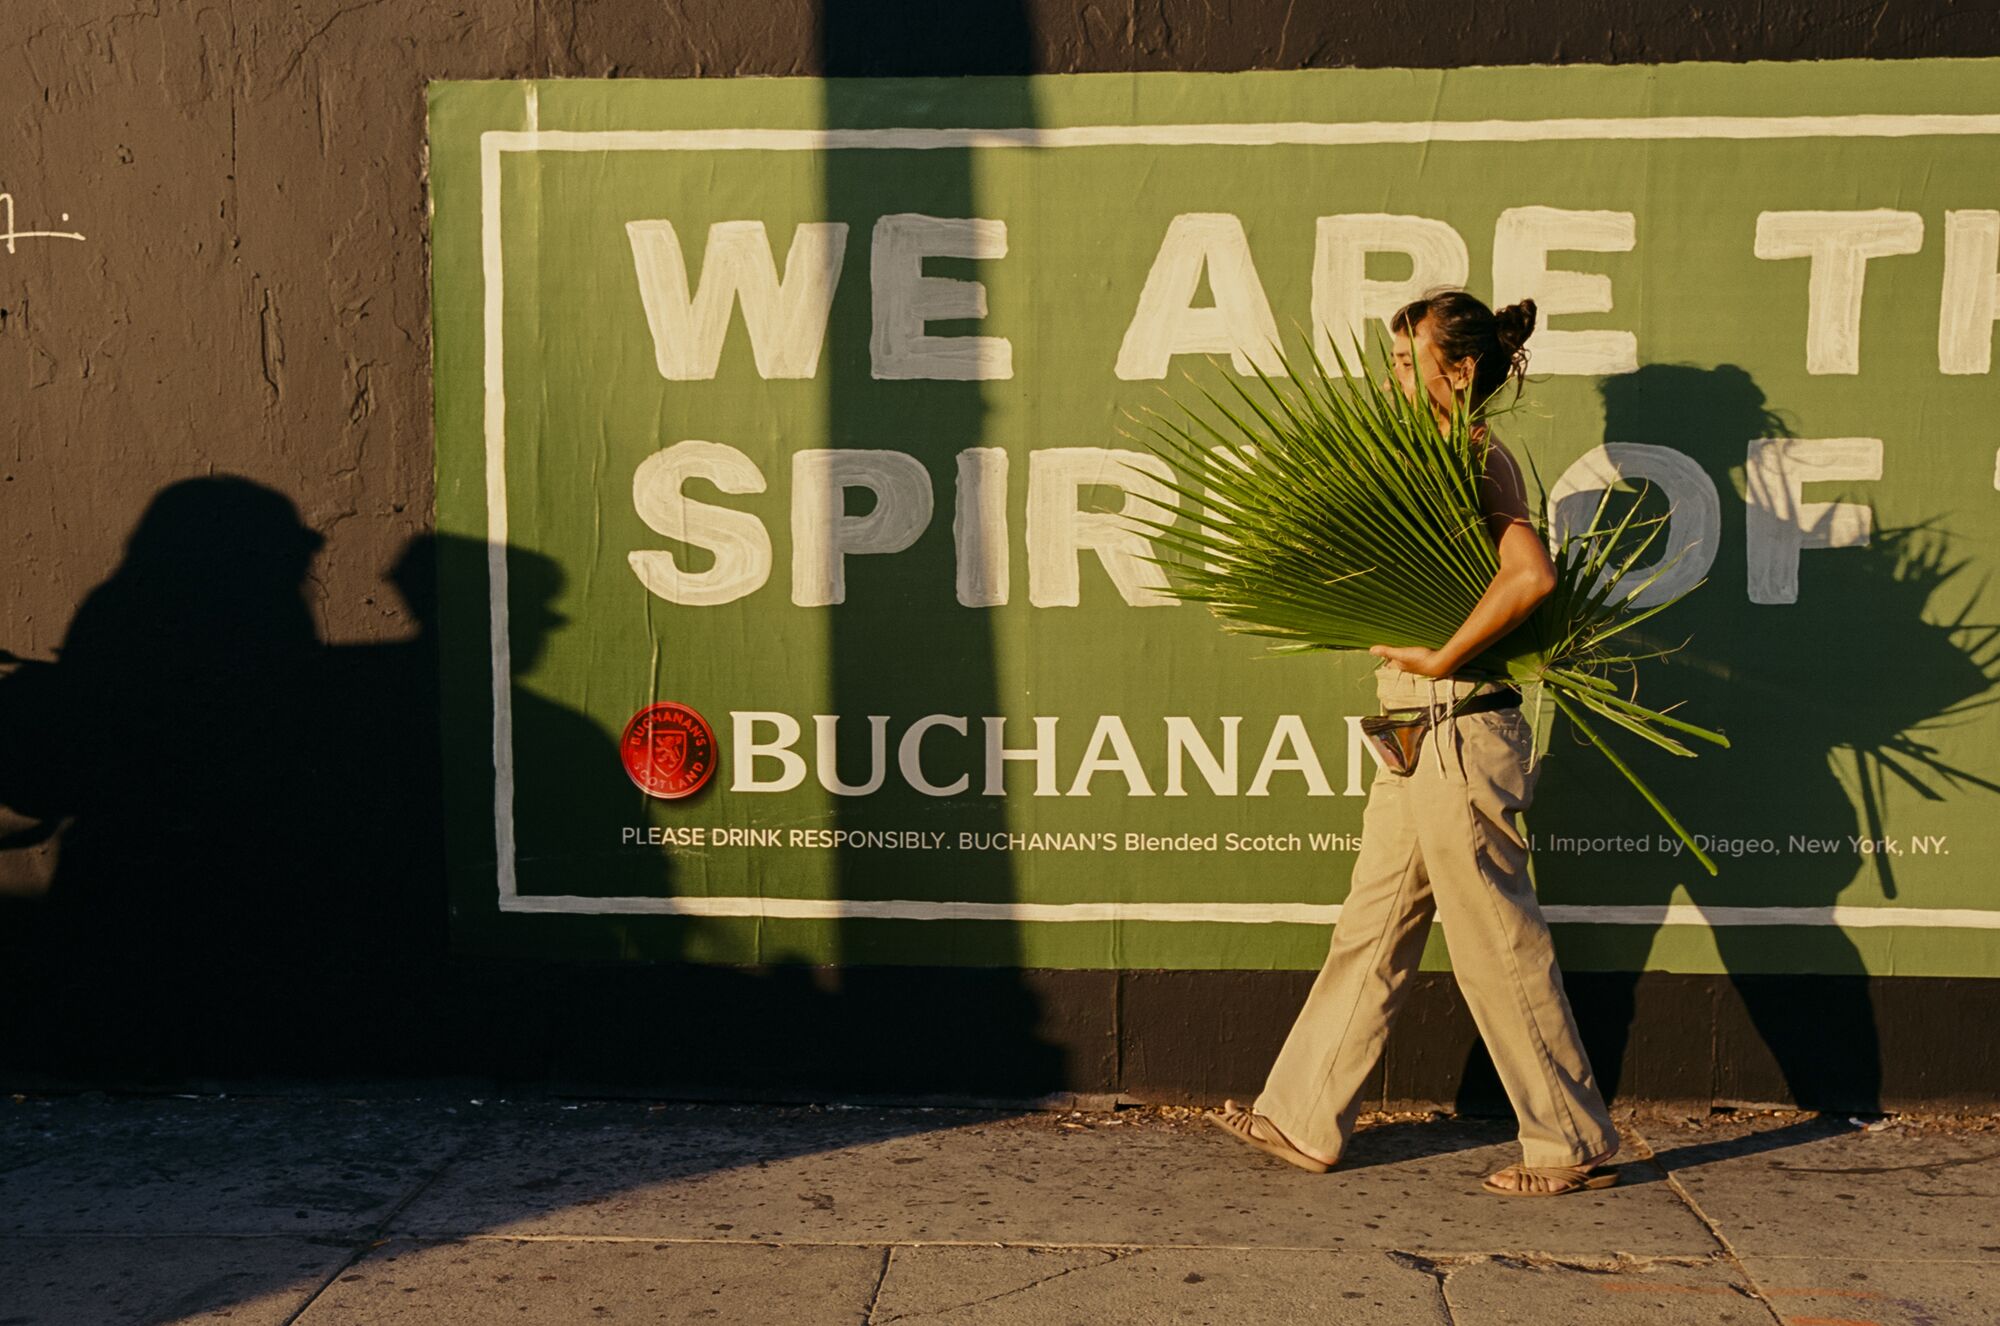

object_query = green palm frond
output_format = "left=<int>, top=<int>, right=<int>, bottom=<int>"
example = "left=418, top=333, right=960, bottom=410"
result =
left=1120, top=332, right=1731, bottom=875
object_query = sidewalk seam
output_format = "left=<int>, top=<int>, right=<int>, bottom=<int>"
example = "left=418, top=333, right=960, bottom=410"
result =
left=277, top=1133, right=475, bottom=1326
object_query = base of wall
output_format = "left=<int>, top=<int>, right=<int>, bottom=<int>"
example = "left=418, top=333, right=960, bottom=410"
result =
left=3, top=960, right=1993, bottom=1110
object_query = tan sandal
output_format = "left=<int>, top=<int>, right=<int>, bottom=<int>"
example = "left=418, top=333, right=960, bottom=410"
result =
left=1481, top=1156, right=1619, bottom=1197
left=1205, top=1099, right=1334, bottom=1173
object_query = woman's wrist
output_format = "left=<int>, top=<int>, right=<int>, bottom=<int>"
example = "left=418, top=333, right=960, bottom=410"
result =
left=1428, top=647, right=1467, bottom=677
left=1369, top=643, right=1461, bottom=678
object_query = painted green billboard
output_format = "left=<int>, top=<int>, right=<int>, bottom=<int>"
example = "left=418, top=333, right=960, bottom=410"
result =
left=427, top=61, right=2000, bottom=975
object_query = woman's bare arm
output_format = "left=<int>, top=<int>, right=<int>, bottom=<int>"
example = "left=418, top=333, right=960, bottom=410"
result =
left=1369, top=437, right=1557, bottom=679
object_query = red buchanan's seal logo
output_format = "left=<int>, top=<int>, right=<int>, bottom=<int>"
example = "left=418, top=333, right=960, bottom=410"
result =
left=620, top=702, right=717, bottom=800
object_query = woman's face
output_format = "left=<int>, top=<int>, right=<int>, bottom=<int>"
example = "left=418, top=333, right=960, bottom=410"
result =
left=1390, top=318, right=1474, bottom=423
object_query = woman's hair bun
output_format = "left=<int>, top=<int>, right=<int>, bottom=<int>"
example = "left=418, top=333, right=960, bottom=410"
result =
left=1494, top=299, right=1536, bottom=353
left=1389, top=287, right=1535, bottom=400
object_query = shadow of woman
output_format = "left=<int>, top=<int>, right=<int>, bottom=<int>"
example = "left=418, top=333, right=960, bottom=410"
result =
left=1458, top=364, right=1999, bottom=1120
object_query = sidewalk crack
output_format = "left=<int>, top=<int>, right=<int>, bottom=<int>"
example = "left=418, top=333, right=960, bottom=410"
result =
left=1625, top=1120, right=1789, bottom=1326
left=1385, top=1250, right=1455, bottom=1323
left=862, top=1245, right=894, bottom=1325
left=873, top=1248, right=1126, bottom=1323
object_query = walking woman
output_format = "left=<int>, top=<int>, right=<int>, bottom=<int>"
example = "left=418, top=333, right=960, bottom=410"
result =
left=1208, top=289, right=1622, bottom=1197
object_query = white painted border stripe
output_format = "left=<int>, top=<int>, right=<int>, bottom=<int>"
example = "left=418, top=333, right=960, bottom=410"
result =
left=479, top=105, right=2000, bottom=929
left=497, top=896, right=1350, bottom=923
left=493, top=896, right=2000, bottom=928
left=485, top=115, right=2000, bottom=154
left=480, top=132, right=517, bottom=902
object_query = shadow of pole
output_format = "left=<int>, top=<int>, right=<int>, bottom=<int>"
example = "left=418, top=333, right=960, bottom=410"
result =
left=816, top=4, right=1064, bottom=1097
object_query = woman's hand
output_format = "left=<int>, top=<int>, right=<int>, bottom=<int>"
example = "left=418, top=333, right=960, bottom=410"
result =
left=1369, top=644, right=1454, bottom=677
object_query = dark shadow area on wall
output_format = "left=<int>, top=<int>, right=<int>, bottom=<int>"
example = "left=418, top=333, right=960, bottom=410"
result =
left=1448, top=363, right=2000, bottom=1119
left=0, top=490, right=1033, bottom=1098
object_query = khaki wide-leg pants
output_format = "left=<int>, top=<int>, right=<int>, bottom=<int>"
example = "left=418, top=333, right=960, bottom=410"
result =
left=1254, top=666, right=1619, bottom=1168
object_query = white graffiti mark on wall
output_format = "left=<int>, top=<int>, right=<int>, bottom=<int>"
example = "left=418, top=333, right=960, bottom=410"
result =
left=0, top=193, right=86, bottom=254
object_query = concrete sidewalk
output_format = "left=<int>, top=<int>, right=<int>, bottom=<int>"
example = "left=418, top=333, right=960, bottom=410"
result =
left=1, top=1092, right=1994, bottom=1324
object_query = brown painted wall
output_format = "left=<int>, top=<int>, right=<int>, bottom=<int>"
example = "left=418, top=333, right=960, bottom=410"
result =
left=2, top=1, right=1996, bottom=1108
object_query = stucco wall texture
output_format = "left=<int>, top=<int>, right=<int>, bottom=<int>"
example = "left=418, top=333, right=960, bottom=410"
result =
left=3, top=2, right=1998, bottom=1104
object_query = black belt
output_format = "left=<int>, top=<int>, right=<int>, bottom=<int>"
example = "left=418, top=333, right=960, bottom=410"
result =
left=1388, top=687, right=1521, bottom=723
